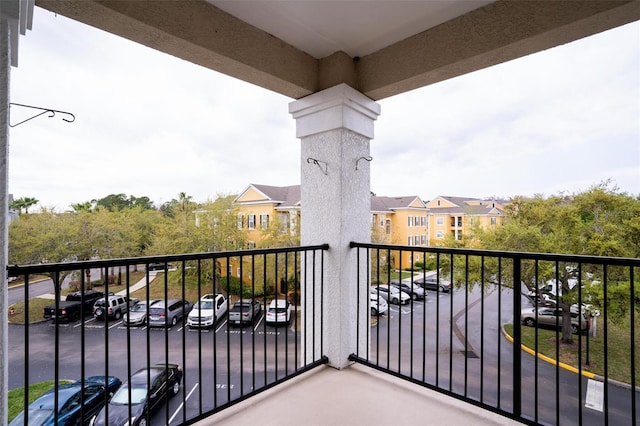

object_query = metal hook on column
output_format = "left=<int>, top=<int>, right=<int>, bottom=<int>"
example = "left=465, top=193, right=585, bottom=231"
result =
left=306, top=157, right=328, bottom=175
left=9, top=102, right=76, bottom=127
left=355, top=156, right=373, bottom=170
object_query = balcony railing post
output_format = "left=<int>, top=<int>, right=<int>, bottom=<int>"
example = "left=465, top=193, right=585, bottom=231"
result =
left=512, top=257, right=522, bottom=418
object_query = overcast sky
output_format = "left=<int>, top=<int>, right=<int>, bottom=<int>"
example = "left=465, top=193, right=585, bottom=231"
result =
left=8, top=8, right=639, bottom=211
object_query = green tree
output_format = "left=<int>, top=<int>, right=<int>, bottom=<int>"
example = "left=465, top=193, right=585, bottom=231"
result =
left=478, top=182, right=640, bottom=343
left=94, top=194, right=155, bottom=211
left=70, top=201, right=94, bottom=213
left=10, top=196, right=39, bottom=214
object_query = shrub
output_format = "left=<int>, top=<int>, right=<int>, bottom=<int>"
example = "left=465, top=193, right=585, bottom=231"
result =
left=220, top=275, right=274, bottom=298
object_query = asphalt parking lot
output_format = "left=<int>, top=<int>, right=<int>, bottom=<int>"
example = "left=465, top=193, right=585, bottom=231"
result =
left=9, top=309, right=299, bottom=424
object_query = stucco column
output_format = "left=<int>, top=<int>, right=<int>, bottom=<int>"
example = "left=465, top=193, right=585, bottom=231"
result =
left=0, top=11, right=11, bottom=423
left=289, top=83, right=380, bottom=369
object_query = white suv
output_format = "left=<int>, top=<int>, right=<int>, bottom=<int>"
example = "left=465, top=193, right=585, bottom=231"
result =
left=187, top=294, right=228, bottom=328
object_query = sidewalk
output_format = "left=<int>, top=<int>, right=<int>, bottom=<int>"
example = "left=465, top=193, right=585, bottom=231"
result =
left=35, top=271, right=158, bottom=300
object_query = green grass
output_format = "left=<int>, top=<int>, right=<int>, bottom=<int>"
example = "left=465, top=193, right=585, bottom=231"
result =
left=8, top=380, right=73, bottom=422
left=505, top=315, right=640, bottom=384
left=8, top=298, right=51, bottom=324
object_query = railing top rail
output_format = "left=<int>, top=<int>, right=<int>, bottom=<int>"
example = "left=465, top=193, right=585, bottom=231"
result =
left=350, top=241, right=640, bottom=266
left=7, top=244, right=330, bottom=275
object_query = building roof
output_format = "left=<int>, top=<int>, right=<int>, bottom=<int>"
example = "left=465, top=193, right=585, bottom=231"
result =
left=428, top=195, right=507, bottom=216
left=235, top=184, right=301, bottom=209
left=371, top=196, right=425, bottom=213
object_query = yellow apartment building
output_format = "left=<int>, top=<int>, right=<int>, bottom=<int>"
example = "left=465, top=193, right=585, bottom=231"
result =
left=234, top=184, right=301, bottom=248
left=371, top=195, right=429, bottom=270
left=426, top=196, right=507, bottom=245
left=203, top=186, right=508, bottom=274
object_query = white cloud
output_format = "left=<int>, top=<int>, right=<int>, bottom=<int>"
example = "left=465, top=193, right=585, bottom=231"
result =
left=8, top=9, right=639, bottom=211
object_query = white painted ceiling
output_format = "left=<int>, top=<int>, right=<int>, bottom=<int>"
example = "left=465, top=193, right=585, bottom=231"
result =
left=209, top=0, right=494, bottom=58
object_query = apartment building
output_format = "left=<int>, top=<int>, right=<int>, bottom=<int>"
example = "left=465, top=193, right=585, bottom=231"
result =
left=426, top=196, right=507, bottom=244
left=371, top=195, right=429, bottom=270
left=229, top=186, right=507, bottom=270
left=234, top=184, right=301, bottom=248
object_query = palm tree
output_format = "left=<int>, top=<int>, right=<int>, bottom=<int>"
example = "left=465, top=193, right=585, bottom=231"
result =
left=70, top=201, right=94, bottom=213
left=22, top=197, right=38, bottom=214
left=10, top=197, right=38, bottom=214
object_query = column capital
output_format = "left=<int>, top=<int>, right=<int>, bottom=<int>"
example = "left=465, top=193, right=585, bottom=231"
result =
left=289, top=83, right=381, bottom=139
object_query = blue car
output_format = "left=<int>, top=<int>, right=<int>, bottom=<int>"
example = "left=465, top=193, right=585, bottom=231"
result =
left=9, top=376, right=122, bottom=426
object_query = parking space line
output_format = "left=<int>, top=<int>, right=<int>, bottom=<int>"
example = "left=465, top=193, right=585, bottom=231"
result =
left=108, top=321, right=122, bottom=330
left=169, top=383, right=198, bottom=424
left=215, top=320, right=228, bottom=333
left=253, top=314, right=264, bottom=331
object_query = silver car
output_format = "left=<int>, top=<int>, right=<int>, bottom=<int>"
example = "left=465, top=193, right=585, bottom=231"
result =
left=123, top=299, right=161, bottom=326
left=521, top=307, right=587, bottom=334
left=148, top=299, right=192, bottom=327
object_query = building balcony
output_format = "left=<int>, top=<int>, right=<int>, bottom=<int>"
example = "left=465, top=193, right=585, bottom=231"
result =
left=7, top=243, right=640, bottom=425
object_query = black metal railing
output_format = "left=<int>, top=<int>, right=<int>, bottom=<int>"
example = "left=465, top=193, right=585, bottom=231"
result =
left=350, top=242, right=640, bottom=426
left=7, top=244, right=328, bottom=425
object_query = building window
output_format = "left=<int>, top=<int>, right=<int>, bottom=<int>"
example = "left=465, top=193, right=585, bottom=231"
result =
left=437, top=200, right=441, bottom=206
left=380, top=218, right=384, bottom=227
left=260, top=213, right=269, bottom=228
left=491, top=217, right=497, bottom=225
left=470, top=217, right=475, bottom=225
left=237, top=213, right=244, bottom=229
left=421, top=235, right=426, bottom=245
left=420, top=216, right=425, bottom=227
left=408, top=216, right=414, bottom=227
left=408, top=236, right=412, bottom=246
left=278, top=212, right=290, bottom=234
left=436, top=231, right=444, bottom=239
left=248, top=214, right=256, bottom=230
left=414, top=235, right=420, bottom=245
left=385, top=219, right=391, bottom=235
left=436, top=217, right=444, bottom=225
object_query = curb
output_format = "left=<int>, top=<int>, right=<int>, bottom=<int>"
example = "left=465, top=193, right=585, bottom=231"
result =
left=502, top=325, right=640, bottom=392
left=501, top=325, right=595, bottom=379
left=8, top=276, right=51, bottom=289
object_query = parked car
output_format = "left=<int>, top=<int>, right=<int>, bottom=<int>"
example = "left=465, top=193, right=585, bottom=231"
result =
left=43, top=290, right=104, bottom=322
left=93, top=295, right=135, bottom=321
left=370, top=285, right=410, bottom=305
left=414, top=277, right=452, bottom=293
left=265, top=299, right=293, bottom=325
left=123, top=299, right=161, bottom=326
left=187, top=294, right=228, bottom=328
left=521, top=307, right=587, bottom=334
left=148, top=299, right=192, bottom=327
left=147, top=262, right=171, bottom=271
left=90, top=364, right=182, bottom=426
left=370, top=292, right=388, bottom=316
left=228, top=300, right=262, bottom=325
left=9, top=376, right=122, bottom=426
left=390, top=281, right=426, bottom=300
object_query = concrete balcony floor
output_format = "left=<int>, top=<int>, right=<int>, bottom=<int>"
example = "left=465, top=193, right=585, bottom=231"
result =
left=196, top=363, right=522, bottom=426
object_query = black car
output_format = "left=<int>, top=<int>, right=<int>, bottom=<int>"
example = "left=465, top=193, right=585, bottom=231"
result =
left=414, top=277, right=452, bottom=293
left=91, top=364, right=182, bottom=426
